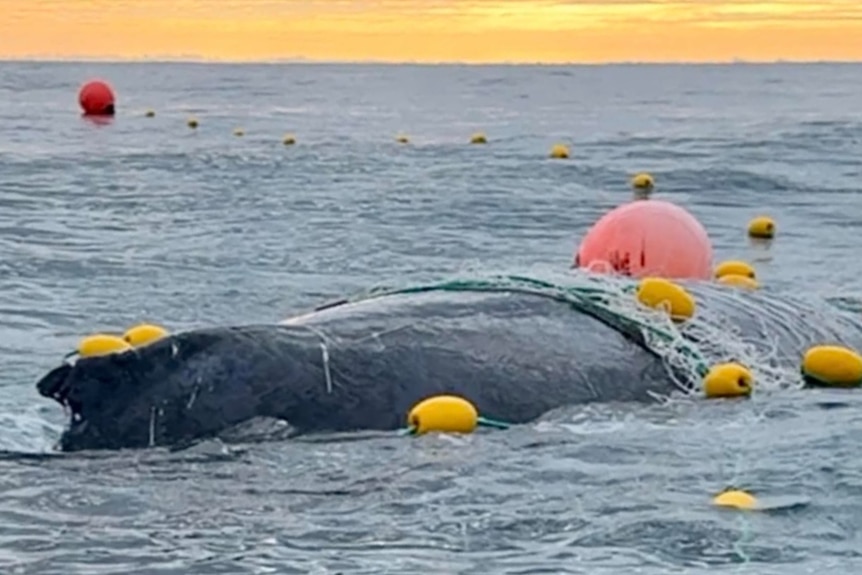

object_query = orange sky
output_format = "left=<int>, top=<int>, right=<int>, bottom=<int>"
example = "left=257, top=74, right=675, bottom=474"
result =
left=3, top=0, right=862, bottom=63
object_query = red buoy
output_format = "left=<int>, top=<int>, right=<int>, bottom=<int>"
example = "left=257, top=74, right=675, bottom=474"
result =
left=575, top=199, right=713, bottom=280
left=78, top=80, right=116, bottom=116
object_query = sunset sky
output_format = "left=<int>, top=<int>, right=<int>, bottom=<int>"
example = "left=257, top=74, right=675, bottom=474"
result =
left=3, top=0, right=861, bottom=63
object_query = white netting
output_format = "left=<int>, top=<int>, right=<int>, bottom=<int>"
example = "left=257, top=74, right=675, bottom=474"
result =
left=359, top=270, right=823, bottom=396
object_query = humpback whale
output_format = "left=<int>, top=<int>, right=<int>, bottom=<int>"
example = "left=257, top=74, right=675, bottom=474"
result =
left=35, top=275, right=862, bottom=452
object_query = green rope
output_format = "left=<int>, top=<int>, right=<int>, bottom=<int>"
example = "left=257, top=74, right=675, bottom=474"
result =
left=477, top=416, right=511, bottom=430
left=400, top=415, right=512, bottom=436
left=732, top=515, right=753, bottom=564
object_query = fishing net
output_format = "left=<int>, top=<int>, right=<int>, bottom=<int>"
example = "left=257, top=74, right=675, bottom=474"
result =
left=313, top=270, right=862, bottom=397
left=335, top=272, right=724, bottom=396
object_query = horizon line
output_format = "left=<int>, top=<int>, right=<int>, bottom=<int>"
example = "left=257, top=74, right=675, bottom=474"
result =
left=2, top=56, right=862, bottom=67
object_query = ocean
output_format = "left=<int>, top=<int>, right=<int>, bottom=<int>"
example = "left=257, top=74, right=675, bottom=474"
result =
left=1, top=61, right=862, bottom=574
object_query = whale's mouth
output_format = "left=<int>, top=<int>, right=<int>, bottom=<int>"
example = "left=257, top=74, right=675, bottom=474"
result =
left=36, top=360, right=125, bottom=452
left=37, top=363, right=75, bottom=413
left=36, top=363, right=85, bottom=448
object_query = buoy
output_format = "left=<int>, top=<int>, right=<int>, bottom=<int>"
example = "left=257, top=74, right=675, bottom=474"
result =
left=187, top=117, right=199, bottom=129
left=717, top=274, right=759, bottom=290
left=748, top=216, right=776, bottom=239
left=77, top=334, right=132, bottom=358
left=703, top=363, right=754, bottom=398
left=801, top=345, right=862, bottom=387
left=396, top=134, right=410, bottom=144
left=715, top=260, right=756, bottom=280
left=123, top=323, right=169, bottom=348
left=636, top=277, right=696, bottom=321
left=470, top=132, right=487, bottom=145
left=78, top=80, right=116, bottom=116
left=145, top=109, right=155, bottom=118
left=549, top=143, right=569, bottom=159
left=575, top=200, right=713, bottom=280
left=283, top=134, right=296, bottom=146
left=233, top=127, right=244, bottom=137
left=713, top=489, right=759, bottom=510
left=407, top=395, right=479, bottom=435
left=631, top=173, right=655, bottom=199
left=79, top=84, right=115, bottom=117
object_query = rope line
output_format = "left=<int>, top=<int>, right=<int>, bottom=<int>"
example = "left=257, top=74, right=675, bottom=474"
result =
left=402, top=416, right=512, bottom=436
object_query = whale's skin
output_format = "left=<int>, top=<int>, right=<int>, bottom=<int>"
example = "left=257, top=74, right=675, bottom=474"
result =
left=35, top=282, right=862, bottom=452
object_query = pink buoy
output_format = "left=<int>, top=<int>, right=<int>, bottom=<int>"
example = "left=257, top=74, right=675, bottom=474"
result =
left=574, top=199, right=713, bottom=280
left=78, top=80, right=116, bottom=116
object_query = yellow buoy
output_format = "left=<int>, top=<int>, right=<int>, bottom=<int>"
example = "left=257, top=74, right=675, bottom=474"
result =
left=635, top=277, right=696, bottom=322
left=703, top=363, right=754, bottom=398
left=77, top=334, right=132, bottom=358
left=470, top=132, right=487, bottom=145
left=801, top=345, right=862, bottom=387
left=187, top=117, right=199, bottom=129
left=123, top=323, right=169, bottom=348
left=713, top=489, right=759, bottom=510
left=717, top=274, right=759, bottom=290
left=631, top=172, right=655, bottom=199
left=396, top=134, right=409, bottom=144
left=748, top=216, right=776, bottom=239
left=549, top=143, right=569, bottom=159
left=145, top=109, right=155, bottom=118
left=233, top=127, right=245, bottom=137
left=631, top=172, right=655, bottom=191
left=282, top=134, right=296, bottom=146
left=714, top=260, right=756, bottom=280
left=407, top=395, right=479, bottom=435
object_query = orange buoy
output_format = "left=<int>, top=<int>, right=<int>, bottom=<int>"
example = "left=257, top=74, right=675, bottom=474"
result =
left=78, top=80, right=116, bottom=116
left=574, top=199, right=713, bottom=280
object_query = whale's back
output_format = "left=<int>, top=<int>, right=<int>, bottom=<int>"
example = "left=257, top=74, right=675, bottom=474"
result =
left=282, top=289, right=676, bottom=429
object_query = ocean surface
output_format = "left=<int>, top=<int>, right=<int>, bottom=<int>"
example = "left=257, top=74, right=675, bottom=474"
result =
left=1, top=61, right=862, bottom=574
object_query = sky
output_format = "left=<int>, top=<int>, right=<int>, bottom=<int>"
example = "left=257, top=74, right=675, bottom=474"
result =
left=3, top=0, right=862, bottom=63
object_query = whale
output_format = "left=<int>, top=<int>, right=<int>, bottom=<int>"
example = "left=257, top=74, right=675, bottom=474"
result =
left=35, top=275, right=862, bottom=452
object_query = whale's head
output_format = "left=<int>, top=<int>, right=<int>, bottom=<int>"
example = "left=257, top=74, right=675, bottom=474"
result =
left=37, top=354, right=156, bottom=452
left=36, top=326, right=322, bottom=452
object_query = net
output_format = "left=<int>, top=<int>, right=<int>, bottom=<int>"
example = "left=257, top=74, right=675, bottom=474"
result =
left=340, top=272, right=724, bottom=395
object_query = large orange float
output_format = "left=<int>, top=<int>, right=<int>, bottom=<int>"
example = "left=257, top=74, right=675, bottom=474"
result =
left=574, top=199, right=713, bottom=280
